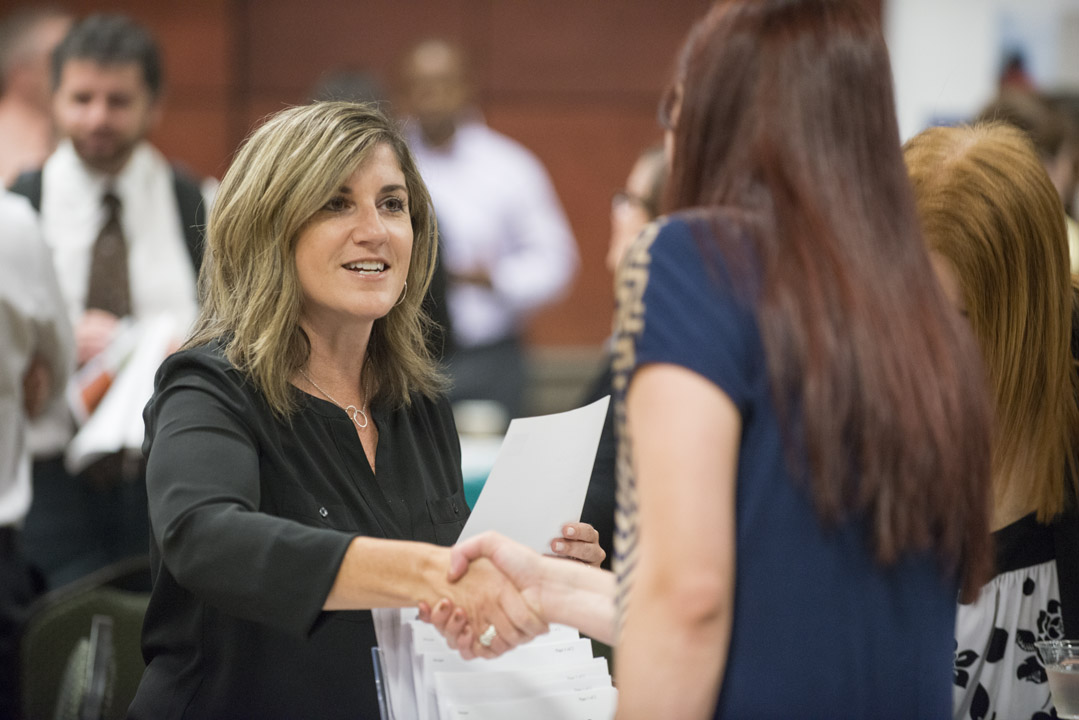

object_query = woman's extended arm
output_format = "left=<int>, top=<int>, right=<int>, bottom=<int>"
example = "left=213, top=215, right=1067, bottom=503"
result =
left=614, top=362, right=739, bottom=720
left=325, top=536, right=547, bottom=656
left=434, top=530, right=618, bottom=652
left=147, top=361, right=544, bottom=656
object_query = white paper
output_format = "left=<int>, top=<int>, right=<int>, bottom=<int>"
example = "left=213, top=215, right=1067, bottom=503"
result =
left=420, top=639, right=596, bottom=720
left=421, top=638, right=595, bottom=684
left=65, top=315, right=176, bottom=474
left=372, top=399, right=613, bottom=719
left=408, top=622, right=584, bottom=720
left=434, top=657, right=610, bottom=712
left=458, top=396, right=610, bottom=554
left=408, top=619, right=579, bottom=656
left=372, top=607, right=419, bottom=720
left=443, top=687, right=618, bottom=720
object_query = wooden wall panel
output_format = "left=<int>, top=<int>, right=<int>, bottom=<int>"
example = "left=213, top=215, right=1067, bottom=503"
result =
left=3, top=0, right=879, bottom=346
left=226, top=0, right=707, bottom=348
left=485, top=2, right=709, bottom=99
left=150, top=105, right=232, bottom=179
left=240, top=0, right=473, bottom=98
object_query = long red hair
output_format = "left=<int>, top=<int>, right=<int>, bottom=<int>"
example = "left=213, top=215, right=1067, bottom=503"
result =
left=665, top=0, right=992, bottom=592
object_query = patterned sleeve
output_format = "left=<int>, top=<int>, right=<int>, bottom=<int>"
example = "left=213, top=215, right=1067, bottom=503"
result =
left=612, top=215, right=758, bottom=413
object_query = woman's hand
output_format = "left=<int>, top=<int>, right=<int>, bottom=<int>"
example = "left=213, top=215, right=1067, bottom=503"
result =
left=550, top=522, right=605, bottom=567
left=418, top=597, right=475, bottom=654
left=436, top=554, right=547, bottom=660
left=420, top=530, right=619, bottom=649
left=419, top=531, right=548, bottom=658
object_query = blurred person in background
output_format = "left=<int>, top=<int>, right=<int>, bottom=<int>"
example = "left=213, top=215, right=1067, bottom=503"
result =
left=0, top=6, right=71, bottom=187
left=9, top=13, right=212, bottom=590
left=423, top=2, right=993, bottom=718
left=0, top=190, right=72, bottom=720
left=977, top=90, right=1079, bottom=272
left=399, top=38, right=578, bottom=422
left=905, top=122, right=1079, bottom=720
left=581, top=144, right=666, bottom=570
left=311, top=69, right=455, bottom=361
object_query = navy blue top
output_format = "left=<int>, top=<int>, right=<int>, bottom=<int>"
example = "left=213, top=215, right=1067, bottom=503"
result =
left=612, top=214, right=957, bottom=719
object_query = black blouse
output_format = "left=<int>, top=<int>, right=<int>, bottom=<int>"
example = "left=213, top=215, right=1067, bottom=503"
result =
left=129, top=342, right=467, bottom=720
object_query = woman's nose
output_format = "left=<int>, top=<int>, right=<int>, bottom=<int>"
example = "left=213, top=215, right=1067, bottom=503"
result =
left=349, top=206, right=389, bottom=243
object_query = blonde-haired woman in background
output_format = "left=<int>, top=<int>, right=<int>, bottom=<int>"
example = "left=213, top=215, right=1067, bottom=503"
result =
left=905, top=122, right=1079, bottom=720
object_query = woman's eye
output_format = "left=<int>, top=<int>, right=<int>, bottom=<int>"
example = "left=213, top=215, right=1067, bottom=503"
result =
left=382, top=196, right=407, bottom=213
left=322, top=196, right=349, bottom=212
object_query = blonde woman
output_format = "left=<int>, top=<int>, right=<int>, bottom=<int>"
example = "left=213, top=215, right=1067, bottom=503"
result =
left=905, top=122, right=1079, bottom=720
left=129, top=102, right=600, bottom=719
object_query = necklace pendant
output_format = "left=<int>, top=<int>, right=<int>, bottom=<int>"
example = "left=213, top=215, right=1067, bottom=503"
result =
left=346, top=404, right=369, bottom=429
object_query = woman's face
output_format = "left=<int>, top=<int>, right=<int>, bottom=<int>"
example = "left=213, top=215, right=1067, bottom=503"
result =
left=607, top=157, right=659, bottom=272
left=295, top=142, right=414, bottom=332
left=660, top=84, right=682, bottom=169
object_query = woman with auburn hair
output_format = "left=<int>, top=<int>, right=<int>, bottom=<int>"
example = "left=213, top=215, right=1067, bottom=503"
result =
left=905, top=122, right=1079, bottom=720
left=128, top=102, right=602, bottom=719
left=423, top=1, right=993, bottom=717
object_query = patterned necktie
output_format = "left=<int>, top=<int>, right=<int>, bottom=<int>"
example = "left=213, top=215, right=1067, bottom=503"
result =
left=85, top=192, right=132, bottom=317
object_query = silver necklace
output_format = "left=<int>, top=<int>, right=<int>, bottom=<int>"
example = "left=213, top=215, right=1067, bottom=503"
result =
left=300, top=368, right=369, bottom=429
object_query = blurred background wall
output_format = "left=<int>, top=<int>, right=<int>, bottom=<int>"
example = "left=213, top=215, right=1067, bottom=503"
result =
left=2, top=0, right=726, bottom=352
left=886, top=0, right=1079, bottom=140
left=11, top=0, right=1079, bottom=350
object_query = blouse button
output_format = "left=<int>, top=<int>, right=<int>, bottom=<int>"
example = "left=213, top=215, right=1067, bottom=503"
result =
left=452, top=501, right=459, bottom=514
left=319, top=506, right=328, bottom=518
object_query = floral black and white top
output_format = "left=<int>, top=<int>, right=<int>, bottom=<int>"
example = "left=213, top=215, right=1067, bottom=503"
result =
left=954, top=513, right=1064, bottom=720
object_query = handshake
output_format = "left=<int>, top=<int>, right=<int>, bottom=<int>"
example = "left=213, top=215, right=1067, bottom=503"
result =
left=418, top=523, right=613, bottom=660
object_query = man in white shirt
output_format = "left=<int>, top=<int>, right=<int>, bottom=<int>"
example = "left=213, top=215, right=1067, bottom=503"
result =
left=10, top=14, right=209, bottom=589
left=0, top=190, right=73, bottom=720
left=401, top=39, right=578, bottom=420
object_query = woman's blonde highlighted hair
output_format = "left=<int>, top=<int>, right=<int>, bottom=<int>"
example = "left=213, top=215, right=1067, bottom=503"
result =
left=184, top=101, right=444, bottom=414
left=905, top=122, right=1079, bottom=520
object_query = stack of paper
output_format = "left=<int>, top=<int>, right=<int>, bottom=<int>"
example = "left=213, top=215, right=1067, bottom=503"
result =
left=373, top=397, right=615, bottom=720
left=65, top=315, right=176, bottom=474
left=375, top=609, right=615, bottom=720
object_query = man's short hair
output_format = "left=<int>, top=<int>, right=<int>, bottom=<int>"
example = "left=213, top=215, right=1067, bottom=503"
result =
left=51, top=13, right=162, bottom=96
left=0, top=7, right=69, bottom=90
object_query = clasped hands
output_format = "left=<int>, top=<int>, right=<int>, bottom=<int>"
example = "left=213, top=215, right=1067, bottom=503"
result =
left=419, top=522, right=602, bottom=659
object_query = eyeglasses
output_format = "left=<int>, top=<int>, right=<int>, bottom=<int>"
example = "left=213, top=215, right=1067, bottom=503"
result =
left=612, top=190, right=655, bottom=218
left=657, top=84, right=678, bottom=131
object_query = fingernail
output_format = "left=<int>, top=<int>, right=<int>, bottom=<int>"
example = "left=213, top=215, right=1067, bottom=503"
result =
left=564, top=526, right=576, bottom=536
left=554, top=541, right=565, bottom=552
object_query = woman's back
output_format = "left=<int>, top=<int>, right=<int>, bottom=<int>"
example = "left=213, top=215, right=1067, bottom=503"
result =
left=614, top=213, right=958, bottom=718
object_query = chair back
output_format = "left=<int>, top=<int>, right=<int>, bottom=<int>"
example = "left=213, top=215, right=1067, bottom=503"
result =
left=20, top=557, right=150, bottom=720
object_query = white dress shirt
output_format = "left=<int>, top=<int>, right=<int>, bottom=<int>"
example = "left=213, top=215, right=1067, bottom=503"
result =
left=0, top=192, right=73, bottom=525
left=407, top=121, right=578, bottom=347
left=29, top=140, right=204, bottom=456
